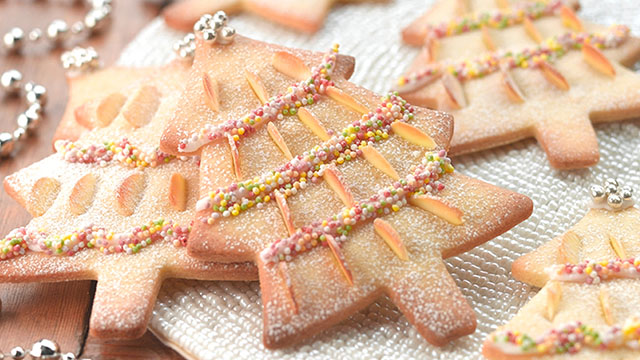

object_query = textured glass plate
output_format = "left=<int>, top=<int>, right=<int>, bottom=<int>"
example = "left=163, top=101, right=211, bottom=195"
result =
left=117, top=1, right=640, bottom=358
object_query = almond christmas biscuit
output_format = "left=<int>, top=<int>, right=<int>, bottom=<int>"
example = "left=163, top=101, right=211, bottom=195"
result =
left=396, top=1, right=640, bottom=169
left=160, top=16, right=533, bottom=348
left=1, top=58, right=257, bottom=340
left=483, top=180, right=638, bottom=359
left=163, top=0, right=376, bottom=34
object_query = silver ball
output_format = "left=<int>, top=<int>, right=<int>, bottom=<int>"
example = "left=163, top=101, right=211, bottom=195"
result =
left=26, top=84, right=47, bottom=105
left=84, top=7, right=112, bottom=32
left=212, top=19, right=225, bottom=31
left=1, top=69, right=23, bottom=93
left=88, top=0, right=112, bottom=8
left=28, top=102, right=43, bottom=114
left=3, top=27, right=25, bottom=52
left=605, top=178, right=619, bottom=187
left=607, top=193, right=623, bottom=209
left=17, top=110, right=40, bottom=131
left=46, top=19, right=70, bottom=43
left=10, top=346, right=25, bottom=360
left=0, top=132, right=15, bottom=157
left=590, top=184, right=606, bottom=202
left=621, top=187, right=634, bottom=201
left=13, top=127, right=26, bottom=141
left=605, top=183, right=618, bottom=195
left=193, top=19, right=207, bottom=32
left=29, top=28, right=43, bottom=42
left=71, top=21, right=85, bottom=35
left=202, top=29, right=217, bottom=42
left=213, top=11, right=228, bottom=25
left=219, top=27, right=236, bottom=44
left=61, top=353, right=75, bottom=360
left=30, top=339, right=61, bottom=359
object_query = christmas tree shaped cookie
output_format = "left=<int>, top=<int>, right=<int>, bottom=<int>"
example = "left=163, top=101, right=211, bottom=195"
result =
left=1, top=59, right=257, bottom=340
left=484, top=180, right=639, bottom=359
left=160, top=15, right=533, bottom=348
left=396, top=0, right=640, bottom=169
left=163, top=0, right=376, bottom=33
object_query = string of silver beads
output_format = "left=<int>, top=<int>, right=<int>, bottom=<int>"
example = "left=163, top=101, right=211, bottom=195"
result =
left=590, top=178, right=634, bottom=210
left=0, top=70, right=47, bottom=157
left=3, top=338, right=82, bottom=360
left=2, top=0, right=113, bottom=53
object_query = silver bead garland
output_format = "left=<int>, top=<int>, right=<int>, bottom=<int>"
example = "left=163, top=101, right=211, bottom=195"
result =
left=2, top=0, right=113, bottom=53
left=1, top=0, right=110, bottom=159
left=1, top=339, right=84, bottom=360
left=174, top=11, right=236, bottom=59
left=590, top=178, right=635, bottom=211
left=0, top=69, right=47, bottom=158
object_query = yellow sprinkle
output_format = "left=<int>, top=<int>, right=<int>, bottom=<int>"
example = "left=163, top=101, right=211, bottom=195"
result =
left=231, top=209, right=239, bottom=216
left=392, top=205, right=400, bottom=212
left=264, top=195, right=271, bottom=202
left=238, top=128, right=245, bottom=135
left=233, top=135, right=240, bottom=142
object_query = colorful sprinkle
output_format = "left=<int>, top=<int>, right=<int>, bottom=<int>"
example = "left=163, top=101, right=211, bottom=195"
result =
left=180, top=46, right=341, bottom=152
left=491, top=317, right=640, bottom=355
left=548, top=258, right=640, bottom=285
left=196, top=93, right=417, bottom=221
left=55, top=138, right=177, bottom=168
left=259, top=150, right=454, bottom=264
left=0, top=219, right=189, bottom=261
left=397, top=25, right=630, bottom=92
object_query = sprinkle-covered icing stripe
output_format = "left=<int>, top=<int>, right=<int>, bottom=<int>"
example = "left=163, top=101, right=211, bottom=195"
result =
left=55, top=138, right=177, bottom=168
left=196, top=93, right=415, bottom=222
left=259, top=150, right=454, bottom=264
left=490, top=317, right=640, bottom=355
left=0, top=219, right=189, bottom=261
left=396, top=25, right=629, bottom=92
left=426, top=0, right=565, bottom=39
left=179, top=45, right=340, bottom=153
left=548, top=258, right=640, bottom=285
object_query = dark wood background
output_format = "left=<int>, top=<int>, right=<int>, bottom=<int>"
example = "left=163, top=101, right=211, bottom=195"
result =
left=0, top=1, right=181, bottom=358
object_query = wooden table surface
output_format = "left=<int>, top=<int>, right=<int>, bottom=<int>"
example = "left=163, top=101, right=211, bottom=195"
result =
left=0, top=1, right=182, bottom=358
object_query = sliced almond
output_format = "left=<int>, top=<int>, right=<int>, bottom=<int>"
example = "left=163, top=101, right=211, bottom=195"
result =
left=326, top=235, right=354, bottom=286
left=271, top=51, right=311, bottom=81
left=278, top=261, right=299, bottom=314
left=245, top=69, right=270, bottom=104
left=115, top=172, right=147, bottom=216
left=599, top=288, right=614, bottom=325
left=227, top=134, right=242, bottom=181
left=75, top=92, right=127, bottom=128
left=325, top=86, right=369, bottom=114
left=361, top=145, right=400, bottom=181
left=560, top=5, right=583, bottom=31
left=28, top=177, right=61, bottom=216
left=390, top=121, right=436, bottom=149
left=168, top=173, right=188, bottom=211
left=582, top=42, right=616, bottom=77
left=202, top=73, right=220, bottom=112
left=545, top=281, right=562, bottom=321
left=69, top=173, right=97, bottom=215
left=523, top=17, right=543, bottom=44
left=559, top=230, right=581, bottom=264
left=501, top=68, right=525, bottom=103
left=409, top=195, right=464, bottom=225
left=539, top=61, right=570, bottom=91
left=297, top=108, right=331, bottom=141
left=441, top=73, right=467, bottom=108
left=121, top=85, right=161, bottom=128
left=481, top=27, right=497, bottom=51
left=422, top=35, right=440, bottom=62
left=267, top=122, right=293, bottom=160
left=274, top=190, right=295, bottom=236
left=323, top=166, right=355, bottom=207
left=373, top=218, right=409, bottom=261
left=608, top=233, right=626, bottom=259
